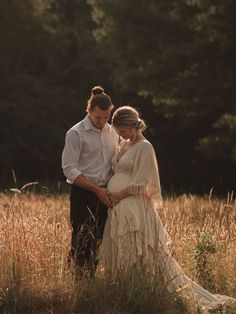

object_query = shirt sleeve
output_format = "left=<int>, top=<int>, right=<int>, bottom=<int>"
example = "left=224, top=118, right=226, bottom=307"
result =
left=127, top=141, right=163, bottom=208
left=61, top=129, right=83, bottom=182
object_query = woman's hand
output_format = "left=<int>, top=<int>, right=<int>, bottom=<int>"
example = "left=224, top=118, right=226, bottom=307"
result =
left=108, top=191, right=122, bottom=206
left=108, top=187, right=133, bottom=207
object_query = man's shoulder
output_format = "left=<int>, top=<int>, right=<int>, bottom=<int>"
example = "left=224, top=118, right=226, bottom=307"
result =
left=67, top=119, right=85, bottom=135
left=105, top=124, right=118, bottom=139
left=104, top=122, right=115, bottom=133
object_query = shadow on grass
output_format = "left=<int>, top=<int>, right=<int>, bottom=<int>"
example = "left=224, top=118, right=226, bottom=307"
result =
left=0, top=267, right=209, bottom=314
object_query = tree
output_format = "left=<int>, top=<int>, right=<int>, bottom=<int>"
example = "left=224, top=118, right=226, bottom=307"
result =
left=0, top=0, right=116, bottom=189
left=0, top=0, right=77, bottom=187
left=88, top=0, right=236, bottom=193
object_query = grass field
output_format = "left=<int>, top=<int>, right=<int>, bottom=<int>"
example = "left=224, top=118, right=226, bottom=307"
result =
left=0, top=190, right=235, bottom=313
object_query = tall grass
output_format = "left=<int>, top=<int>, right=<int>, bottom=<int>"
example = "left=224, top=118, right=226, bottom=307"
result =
left=0, top=191, right=235, bottom=313
left=162, top=193, right=236, bottom=297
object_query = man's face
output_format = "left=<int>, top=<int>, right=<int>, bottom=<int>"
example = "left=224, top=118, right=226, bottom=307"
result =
left=88, top=106, right=111, bottom=129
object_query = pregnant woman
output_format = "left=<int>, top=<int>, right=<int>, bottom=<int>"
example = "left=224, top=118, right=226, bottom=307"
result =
left=98, top=105, right=236, bottom=311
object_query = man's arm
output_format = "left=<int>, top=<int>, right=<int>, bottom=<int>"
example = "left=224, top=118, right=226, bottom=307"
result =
left=62, top=130, right=83, bottom=181
left=62, top=129, right=113, bottom=207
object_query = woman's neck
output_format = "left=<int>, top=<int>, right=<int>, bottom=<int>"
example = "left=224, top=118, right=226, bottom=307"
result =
left=129, top=132, right=144, bottom=144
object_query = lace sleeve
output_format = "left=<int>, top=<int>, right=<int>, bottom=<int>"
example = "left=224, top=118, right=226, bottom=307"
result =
left=127, top=141, right=163, bottom=208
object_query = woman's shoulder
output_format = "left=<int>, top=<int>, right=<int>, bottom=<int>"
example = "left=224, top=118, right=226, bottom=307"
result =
left=140, top=139, right=154, bottom=150
left=134, top=139, right=155, bottom=157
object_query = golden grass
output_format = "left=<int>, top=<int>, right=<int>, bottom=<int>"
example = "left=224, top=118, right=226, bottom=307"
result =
left=0, top=192, right=76, bottom=313
left=162, top=193, right=236, bottom=296
left=0, top=191, right=235, bottom=313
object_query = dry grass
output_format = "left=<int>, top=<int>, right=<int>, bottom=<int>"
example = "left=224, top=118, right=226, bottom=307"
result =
left=0, top=192, right=76, bottom=313
left=0, top=190, right=235, bottom=313
left=161, top=193, right=236, bottom=297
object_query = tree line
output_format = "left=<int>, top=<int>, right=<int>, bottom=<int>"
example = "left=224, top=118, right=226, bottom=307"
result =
left=1, top=0, right=235, bottom=194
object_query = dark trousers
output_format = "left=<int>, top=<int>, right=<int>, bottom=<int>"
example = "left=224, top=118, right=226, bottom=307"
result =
left=69, top=184, right=107, bottom=277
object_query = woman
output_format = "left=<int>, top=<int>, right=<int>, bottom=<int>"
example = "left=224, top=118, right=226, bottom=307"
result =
left=98, top=105, right=236, bottom=311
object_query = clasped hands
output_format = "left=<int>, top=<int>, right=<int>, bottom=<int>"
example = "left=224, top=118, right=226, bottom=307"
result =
left=96, top=187, right=121, bottom=208
left=107, top=190, right=121, bottom=208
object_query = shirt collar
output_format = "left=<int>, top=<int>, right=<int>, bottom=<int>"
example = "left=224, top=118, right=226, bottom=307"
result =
left=83, top=115, right=110, bottom=132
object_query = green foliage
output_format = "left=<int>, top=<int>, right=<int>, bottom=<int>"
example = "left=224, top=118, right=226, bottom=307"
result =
left=0, top=0, right=111, bottom=188
left=1, top=0, right=236, bottom=193
left=193, top=231, right=217, bottom=292
left=88, top=0, right=236, bottom=192
left=197, top=114, right=236, bottom=161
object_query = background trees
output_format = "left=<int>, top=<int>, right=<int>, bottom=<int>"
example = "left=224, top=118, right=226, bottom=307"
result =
left=1, top=0, right=235, bottom=194
left=87, top=0, right=236, bottom=193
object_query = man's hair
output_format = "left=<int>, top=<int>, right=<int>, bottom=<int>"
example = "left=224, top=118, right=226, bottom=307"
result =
left=87, top=85, right=113, bottom=111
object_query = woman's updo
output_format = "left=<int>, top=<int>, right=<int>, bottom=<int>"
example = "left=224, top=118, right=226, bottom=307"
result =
left=112, top=106, right=146, bottom=132
left=87, top=85, right=113, bottom=111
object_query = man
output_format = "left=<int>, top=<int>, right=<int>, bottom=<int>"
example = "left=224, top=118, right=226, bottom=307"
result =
left=62, top=86, right=117, bottom=277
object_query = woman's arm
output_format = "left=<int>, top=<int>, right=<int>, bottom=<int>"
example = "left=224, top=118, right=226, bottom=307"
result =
left=109, top=187, right=133, bottom=206
left=109, top=141, right=162, bottom=207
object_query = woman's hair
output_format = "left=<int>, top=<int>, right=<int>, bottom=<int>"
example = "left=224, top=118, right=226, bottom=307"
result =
left=87, top=85, right=113, bottom=111
left=112, top=106, right=146, bottom=132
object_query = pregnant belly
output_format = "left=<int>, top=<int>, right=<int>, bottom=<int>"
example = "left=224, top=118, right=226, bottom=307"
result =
left=107, top=172, right=131, bottom=193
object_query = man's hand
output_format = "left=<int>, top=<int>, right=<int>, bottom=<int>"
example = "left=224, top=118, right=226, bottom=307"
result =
left=95, top=187, right=113, bottom=208
left=73, top=175, right=113, bottom=208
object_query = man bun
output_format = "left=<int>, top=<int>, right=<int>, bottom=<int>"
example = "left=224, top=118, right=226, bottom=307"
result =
left=87, top=85, right=113, bottom=111
left=91, top=86, right=104, bottom=96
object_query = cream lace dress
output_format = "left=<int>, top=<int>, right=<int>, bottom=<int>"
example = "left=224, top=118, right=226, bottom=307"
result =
left=98, top=139, right=236, bottom=311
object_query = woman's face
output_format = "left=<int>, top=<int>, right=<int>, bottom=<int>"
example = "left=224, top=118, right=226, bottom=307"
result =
left=115, top=127, right=135, bottom=140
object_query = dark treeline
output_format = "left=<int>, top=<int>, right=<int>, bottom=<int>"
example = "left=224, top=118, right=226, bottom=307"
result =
left=1, top=0, right=235, bottom=195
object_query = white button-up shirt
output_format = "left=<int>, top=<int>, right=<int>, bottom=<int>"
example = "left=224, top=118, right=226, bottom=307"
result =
left=62, top=115, right=118, bottom=186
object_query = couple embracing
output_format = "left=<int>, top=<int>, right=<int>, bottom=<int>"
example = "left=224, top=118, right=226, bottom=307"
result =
left=62, top=86, right=236, bottom=311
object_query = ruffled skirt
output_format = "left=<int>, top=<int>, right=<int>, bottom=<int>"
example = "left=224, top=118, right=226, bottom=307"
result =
left=97, top=172, right=236, bottom=311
